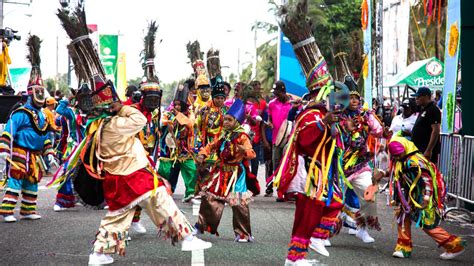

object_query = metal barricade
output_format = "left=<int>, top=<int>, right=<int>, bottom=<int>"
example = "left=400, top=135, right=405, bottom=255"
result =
left=439, top=133, right=474, bottom=206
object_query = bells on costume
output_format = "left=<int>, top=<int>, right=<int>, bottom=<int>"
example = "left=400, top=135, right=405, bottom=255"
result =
left=227, top=98, right=245, bottom=124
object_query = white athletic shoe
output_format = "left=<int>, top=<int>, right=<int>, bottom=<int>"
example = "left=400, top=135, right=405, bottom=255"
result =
left=440, top=249, right=465, bottom=260
left=130, top=221, right=147, bottom=234
left=88, top=252, right=114, bottom=265
left=181, top=236, right=212, bottom=251
left=3, top=215, right=17, bottom=223
left=348, top=228, right=358, bottom=235
left=356, top=228, right=374, bottom=243
left=324, top=239, right=331, bottom=247
left=20, top=214, right=41, bottom=220
left=309, top=237, right=329, bottom=257
left=53, top=204, right=67, bottom=212
left=284, top=258, right=319, bottom=266
left=392, top=250, right=409, bottom=258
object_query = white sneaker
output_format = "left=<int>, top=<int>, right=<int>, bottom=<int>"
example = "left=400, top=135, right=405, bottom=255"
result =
left=181, top=236, right=212, bottom=251
left=356, top=228, right=374, bottom=243
left=440, top=249, right=465, bottom=260
left=88, top=252, right=114, bottom=265
left=392, top=250, right=409, bottom=258
left=284, top=258, right=319, bottom=266
left=324, top=239, right=331, bottom=247
left=309, top=237, right=329, bottom=257
left=20, top=214, right=41, bottom=220
left=348, top=228, right=358, bottom=235
left=3, top=215, right=17, bottom=223
left=131, top=221, right=147, bottom=234
left=53, top=204, right=67, bottom=212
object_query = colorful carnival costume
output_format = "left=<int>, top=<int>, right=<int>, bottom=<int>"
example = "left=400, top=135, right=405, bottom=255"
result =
left=158, top=85, right=197, bottom=202
left=54, top=9, right=212, bottom=264
left=186, top=40, right=211, bottom=113
left=195, top=50, right=227, bottom=192
left=0, top=35, right=55, bottom=222
left=388, top=136, right=465, bottom=260
left=274, top=2, right=351, bottom=264
left=195, top=99, right=256, bottom=242
left=128, top=21, right=162, bottom=234
left=52, top=98, right=85, bottom=211
left=338, top=91, right=384, bottom=242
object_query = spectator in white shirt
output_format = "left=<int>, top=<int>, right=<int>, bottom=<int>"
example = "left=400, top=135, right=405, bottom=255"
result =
left=389, top=98, right=418, bottom=139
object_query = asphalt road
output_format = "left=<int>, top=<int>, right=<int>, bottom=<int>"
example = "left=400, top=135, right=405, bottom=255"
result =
left=0, top=165, right=473, bottom=265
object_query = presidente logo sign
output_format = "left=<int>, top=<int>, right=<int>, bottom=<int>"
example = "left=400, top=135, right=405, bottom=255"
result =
left=414, top=60, right=444, bottom=87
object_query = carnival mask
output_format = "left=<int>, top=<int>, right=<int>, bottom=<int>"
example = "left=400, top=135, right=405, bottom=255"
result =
left=329, top=81, right=350, bottom=111
left=200, top=86, right=211, bottom=101
left=31, top=86, right=45, bottom=107
left=143, top=94, right=161, bottom=110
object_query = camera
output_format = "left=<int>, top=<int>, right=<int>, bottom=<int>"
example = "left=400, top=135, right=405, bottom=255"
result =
left=0, top=27, right=21, bottom=45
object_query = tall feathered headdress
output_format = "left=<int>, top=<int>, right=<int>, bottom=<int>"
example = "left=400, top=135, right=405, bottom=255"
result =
left=278, top=0, right=332, bottom=95
left=207, top=48, right=225, bottom=98
left=186, top=40, right=209, bottom=88
left=26, top=34, right=44, bottom=93
left=57, top=7, right=119, bottom=108
left=140, top=21, right=161, bottom=95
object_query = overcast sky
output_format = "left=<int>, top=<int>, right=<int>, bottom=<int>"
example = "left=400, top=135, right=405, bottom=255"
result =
left=3, top=0, right=277, bottom=84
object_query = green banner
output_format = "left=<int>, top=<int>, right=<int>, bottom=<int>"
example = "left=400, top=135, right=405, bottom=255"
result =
left=9, top=67, right=31, bottom=93
left=99, top=35, right=118, bottom=84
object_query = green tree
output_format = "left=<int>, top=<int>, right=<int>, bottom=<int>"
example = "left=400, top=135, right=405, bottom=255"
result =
left=45, top=73, right=71, bottom=97
left=240, top=64, right=253, bottom=82
left=127, top=77, right=143, bottom=87
left=256, top=40, right=277, bottom=96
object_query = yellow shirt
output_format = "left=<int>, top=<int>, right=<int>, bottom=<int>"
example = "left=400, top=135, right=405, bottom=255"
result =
left=43, top=108, right=61, bottom=132
left=97, top=106, right=149, bottom=175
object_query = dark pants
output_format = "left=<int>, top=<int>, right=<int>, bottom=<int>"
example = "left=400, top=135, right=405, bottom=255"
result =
left=263, top=145, right=273, bottom=194
left=250, top=142, right=262, bottom=177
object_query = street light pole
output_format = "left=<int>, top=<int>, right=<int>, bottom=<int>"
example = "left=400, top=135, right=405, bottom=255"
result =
left=0, top=0, right=4, bottom=29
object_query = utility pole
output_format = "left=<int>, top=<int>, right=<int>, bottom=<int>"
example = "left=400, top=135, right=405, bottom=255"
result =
left=237, top=47, right=240, bottom=81
left=375, top=0, right=383, bottom=104
left=0, top=0, right=4, bottom=29
left=253, top=21, right=258, bottom=80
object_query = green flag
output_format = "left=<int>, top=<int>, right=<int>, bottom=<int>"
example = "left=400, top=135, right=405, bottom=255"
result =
left=99, top=35, right=118, bottom=84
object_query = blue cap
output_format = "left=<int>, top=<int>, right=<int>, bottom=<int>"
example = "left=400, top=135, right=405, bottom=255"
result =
left=411, top=87, right=432, bottom=97
left=227, top=98, right=245, bottom=124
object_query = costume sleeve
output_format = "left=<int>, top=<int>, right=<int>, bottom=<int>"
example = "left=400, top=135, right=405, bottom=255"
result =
left=198, top=137, right=220, bottom=158
left=56, top=100, right=74, bottom=122
left=0, top=112, right=28, bottom=154
left=297, top=112, right=325, bottom=155
left=368, top=112, right=383, bottom=137
left=175, top=112, right=194, bottom=129
left=237, top=133, right=256, bottom=160
left=110, top=105, right=147, bottom=137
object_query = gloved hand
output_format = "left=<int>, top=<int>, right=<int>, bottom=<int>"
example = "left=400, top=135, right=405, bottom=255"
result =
left=47, top=154, right=59, bottom=169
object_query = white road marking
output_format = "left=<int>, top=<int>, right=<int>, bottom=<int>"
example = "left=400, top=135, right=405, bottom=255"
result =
left=38, top=184, right=58, bottom=190
left=191, top=249, right=205, bottom=266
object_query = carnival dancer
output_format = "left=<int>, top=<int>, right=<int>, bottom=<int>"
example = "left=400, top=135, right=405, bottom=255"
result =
left=127, top=21, right=162, bottom=234
left=0, top=35, right=55, bottom=222
left=272, top=1, right=350, bottom=264
left=186, top=40, right=211, bottom=113
left=386, top=136, right=465, bottom=260
left=158, top=84, right=197, bottom=202
left=194, top=98, right=256, bottom=242
left=337, top=90, right=387, bottom=243
left=195, top=49, right=227, bottom=193
left=53, top=95, right=86, bottom=211
left=55, top=8, right=212, bottom=264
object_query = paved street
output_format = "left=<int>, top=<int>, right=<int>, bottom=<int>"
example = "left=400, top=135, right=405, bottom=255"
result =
left=0, top=165, right=473, bottom=265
